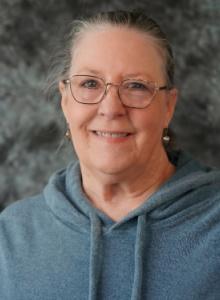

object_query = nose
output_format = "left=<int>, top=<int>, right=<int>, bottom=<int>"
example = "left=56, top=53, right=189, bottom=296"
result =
left=97, top=83, right=126, bottom=119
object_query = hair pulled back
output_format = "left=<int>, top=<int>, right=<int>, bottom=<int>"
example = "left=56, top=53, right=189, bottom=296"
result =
left=46, top=10, right=175, bottom=101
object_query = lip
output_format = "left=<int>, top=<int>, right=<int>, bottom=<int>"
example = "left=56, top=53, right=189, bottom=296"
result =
left=91, top=130, right=134, bottom=143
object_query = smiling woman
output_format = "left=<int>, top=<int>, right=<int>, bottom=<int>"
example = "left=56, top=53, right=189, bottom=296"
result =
left=59, top=24, right=177, bottom=215
left=1, top=9, right=220, bottom=300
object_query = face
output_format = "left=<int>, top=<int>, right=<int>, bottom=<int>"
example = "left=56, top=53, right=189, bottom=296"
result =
left=60, top=26, right=177, bottom=177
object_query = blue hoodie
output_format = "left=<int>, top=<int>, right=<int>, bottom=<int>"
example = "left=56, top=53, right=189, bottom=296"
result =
left=0, top=151, right=220, bottom=300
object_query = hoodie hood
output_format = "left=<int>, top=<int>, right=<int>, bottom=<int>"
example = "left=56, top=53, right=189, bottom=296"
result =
left=43, top=151, right=220, bottom=300
left=44, top=150, right=220, bottom=228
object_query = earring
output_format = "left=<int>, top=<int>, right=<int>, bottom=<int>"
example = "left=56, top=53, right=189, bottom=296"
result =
left=162, top=128, right=170, bottom=144
left=65, top=125, right=71, bottom=141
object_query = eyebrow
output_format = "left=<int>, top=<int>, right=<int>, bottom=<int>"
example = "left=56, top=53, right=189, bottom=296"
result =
left=74, top=68, right=154, bottom=81
left=123, top=72, right=154, bottom=81
left=73, top=68, right=102, bottom=76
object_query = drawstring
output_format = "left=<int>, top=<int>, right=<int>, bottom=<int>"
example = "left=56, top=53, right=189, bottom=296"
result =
left=89, top=212, right=102, bottom=300
left=88, top=213, right=147, bottom=300
left=131, top=214, right=147, bottom=300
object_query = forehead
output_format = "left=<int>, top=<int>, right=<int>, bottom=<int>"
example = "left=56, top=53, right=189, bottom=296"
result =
left=71, top=25, right=165, bottom=81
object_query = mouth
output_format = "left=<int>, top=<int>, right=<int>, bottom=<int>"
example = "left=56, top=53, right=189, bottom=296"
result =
left=91, top=130, right=133, bottom=141
left=94, top=130, right=131, bottom=138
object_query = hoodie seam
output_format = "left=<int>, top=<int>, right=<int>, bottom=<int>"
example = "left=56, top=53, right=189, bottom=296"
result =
left=43, top=195, right=90, bottom=234
left=149, top=194, right=220, bottom=229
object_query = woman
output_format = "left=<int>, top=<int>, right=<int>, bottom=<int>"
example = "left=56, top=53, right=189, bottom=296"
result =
left=1, top=10, right=220, bottom=300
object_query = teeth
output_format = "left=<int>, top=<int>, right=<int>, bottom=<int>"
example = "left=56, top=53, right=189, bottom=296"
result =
left=95, top=131, right=129, bottom=138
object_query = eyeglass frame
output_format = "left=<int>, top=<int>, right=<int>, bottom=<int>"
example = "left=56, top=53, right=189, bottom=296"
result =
left=63, top=74, right=171, bottom=109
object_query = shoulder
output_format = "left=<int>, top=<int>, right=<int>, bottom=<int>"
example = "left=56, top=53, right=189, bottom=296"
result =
left=0, top=193, right=52, bottom=237
left=0, top=193, right=47, bottom=220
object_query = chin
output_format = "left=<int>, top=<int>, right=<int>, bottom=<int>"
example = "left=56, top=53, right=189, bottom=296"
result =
left=92, top=158, right=135, bottom=176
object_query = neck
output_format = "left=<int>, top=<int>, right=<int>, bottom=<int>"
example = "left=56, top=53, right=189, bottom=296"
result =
left=80, top=150, right=175, bottom=221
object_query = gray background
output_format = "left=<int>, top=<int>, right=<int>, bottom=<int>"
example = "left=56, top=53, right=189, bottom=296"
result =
left=0, top=0, right=220, bottom=211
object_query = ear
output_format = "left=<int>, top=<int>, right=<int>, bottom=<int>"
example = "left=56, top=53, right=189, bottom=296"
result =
left=164, top=87, right=178, bottom=127
left=59, top=81, right=69, bottom=122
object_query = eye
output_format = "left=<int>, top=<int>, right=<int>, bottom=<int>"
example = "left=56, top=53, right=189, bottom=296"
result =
left=80, top=79, right=100, bottom=89
left=124, top=81, right=149, bottom=90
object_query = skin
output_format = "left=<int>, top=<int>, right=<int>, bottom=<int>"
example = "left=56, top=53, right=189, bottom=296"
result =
left=59, top=26, right=178, bottom=221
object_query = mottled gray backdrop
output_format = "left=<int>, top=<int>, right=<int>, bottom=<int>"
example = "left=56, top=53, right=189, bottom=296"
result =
left=0, top=0, right=220, bottom=211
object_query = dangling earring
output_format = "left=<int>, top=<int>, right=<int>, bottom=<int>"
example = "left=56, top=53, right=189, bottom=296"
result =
left=162, top=128, right=170, bottom=144
left=65, top=125, right=71, bottom=141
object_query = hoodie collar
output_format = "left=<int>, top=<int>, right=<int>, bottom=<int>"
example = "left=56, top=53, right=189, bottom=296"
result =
left=43, top=150, right=220, bottom=229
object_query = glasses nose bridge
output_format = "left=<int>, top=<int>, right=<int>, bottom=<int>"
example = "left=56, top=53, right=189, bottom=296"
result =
left=104, top=81, right=121, bottom=99
left=105, top=81, right=120, bottom=92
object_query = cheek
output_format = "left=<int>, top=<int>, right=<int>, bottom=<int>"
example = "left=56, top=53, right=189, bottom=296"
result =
left=67, top=110, right=89, bottom=156
left=133, top=103, right=166, bottom=136
left=66, top=103, right=96, bottom=137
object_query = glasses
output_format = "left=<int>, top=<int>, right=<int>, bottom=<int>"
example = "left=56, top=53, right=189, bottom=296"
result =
left=63, top=75, right=170, bottom=109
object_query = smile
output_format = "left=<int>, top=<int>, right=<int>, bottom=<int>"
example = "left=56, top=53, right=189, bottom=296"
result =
left=93, top=131, right=131, bottom=138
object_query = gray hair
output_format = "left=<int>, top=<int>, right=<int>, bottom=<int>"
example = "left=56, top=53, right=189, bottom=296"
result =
left=46, top=10, right=175, bottom=102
